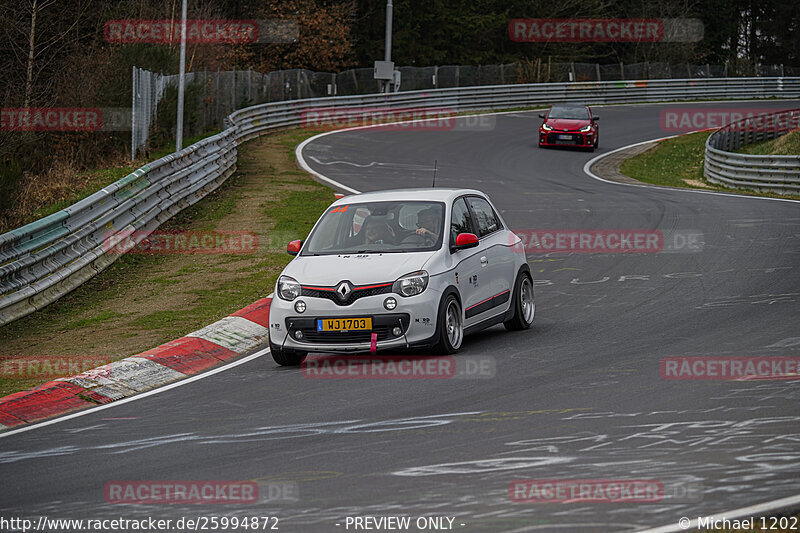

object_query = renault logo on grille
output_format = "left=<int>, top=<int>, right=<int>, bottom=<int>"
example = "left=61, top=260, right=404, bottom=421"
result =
left=335, top=281, right=353, bottom=300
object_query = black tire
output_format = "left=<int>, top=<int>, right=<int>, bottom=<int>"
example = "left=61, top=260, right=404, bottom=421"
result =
left=269, top=339, right=307, bottom=366
left=594, top=135, right=599, bottom=148
left=504, top=271, right=535, bottom=331
left=433, top=293, right=464, bottom=355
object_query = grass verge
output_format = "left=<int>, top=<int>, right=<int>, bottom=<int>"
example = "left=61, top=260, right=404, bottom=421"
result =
left=619, top=131, right=800, bottom=200
left=737, top=129, right=800, bottom=155
left=0, top=128, right=333, bottom=397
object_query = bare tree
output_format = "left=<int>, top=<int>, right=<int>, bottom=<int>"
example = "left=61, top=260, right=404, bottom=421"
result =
left=2, top=0, right=93, bottom=108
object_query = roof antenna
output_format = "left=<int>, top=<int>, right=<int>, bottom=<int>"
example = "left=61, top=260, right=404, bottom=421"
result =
left=432, top=159, right=437, bottom=188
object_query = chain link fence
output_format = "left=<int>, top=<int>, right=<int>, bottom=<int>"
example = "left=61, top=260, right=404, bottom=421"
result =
left=132, top=61, right=800, bottom=157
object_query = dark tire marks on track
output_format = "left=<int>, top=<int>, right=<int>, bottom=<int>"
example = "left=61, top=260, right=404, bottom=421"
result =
left=1, top=101, right=799, bottom=533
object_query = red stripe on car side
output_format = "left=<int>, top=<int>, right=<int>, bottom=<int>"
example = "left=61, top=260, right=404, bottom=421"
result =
left=465, top=289, right=511, bottom=311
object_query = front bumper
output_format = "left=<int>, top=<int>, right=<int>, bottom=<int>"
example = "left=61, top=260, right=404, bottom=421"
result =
left=539, top=130, right=594, bottom=147
left=269, top=289, right=442, bottom=353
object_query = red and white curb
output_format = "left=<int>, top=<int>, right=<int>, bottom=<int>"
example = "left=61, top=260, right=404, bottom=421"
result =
left=0, top=297, right=272, bottom=431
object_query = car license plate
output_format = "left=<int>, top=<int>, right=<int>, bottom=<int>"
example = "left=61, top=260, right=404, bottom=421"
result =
left=558, top=134, right=572, bottom=140
left=317, top=318, right=372, bottom=332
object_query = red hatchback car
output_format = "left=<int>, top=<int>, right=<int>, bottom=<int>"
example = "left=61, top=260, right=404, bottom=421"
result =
left=538, top=104, right=599, bottom=151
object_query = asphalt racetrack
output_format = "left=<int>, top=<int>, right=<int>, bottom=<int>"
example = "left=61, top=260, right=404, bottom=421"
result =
left=1, top=101, right=799, bottom=532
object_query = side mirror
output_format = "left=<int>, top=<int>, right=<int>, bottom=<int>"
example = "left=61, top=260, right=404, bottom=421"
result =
left=452, top=233, right=479, bottom=251
left=538, top=113, right=546, bottom=119
left=287, top=240, right=302, bottom=256
left=592, top=116, right=600, bottom=121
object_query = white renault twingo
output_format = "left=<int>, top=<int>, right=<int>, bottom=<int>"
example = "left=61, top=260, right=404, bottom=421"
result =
left=268, top=188, right=534, bottom=365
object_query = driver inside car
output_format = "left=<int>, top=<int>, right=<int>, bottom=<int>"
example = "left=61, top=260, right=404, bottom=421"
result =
left=415, top=208, right=440, bottom=244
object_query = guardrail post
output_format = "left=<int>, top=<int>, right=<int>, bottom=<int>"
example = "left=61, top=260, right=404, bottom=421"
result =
left=232, top=67, right=237, bottom=114
left=131, top=66, right=137, bottom=161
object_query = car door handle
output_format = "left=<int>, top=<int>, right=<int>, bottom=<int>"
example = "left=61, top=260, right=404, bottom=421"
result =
left=480, top=256, right=488, bottom=266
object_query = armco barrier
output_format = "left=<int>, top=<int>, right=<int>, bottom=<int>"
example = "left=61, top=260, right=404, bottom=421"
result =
left=2, top=77, right=800, bottom=326
left=0, top=129, right=237, bottom=325
left=704, top=108, right=800, bottom=193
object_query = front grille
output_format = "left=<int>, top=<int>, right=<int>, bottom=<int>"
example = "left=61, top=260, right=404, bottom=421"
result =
left=547, top=132, right=584, bottom=145
left=301, top=283, right=392, bottom=306
left=301, top=327, right=394, bottom=344
left=286, top=314, right=410, bottom=346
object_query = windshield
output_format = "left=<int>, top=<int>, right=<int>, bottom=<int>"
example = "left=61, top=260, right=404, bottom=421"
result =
left=547, top=106, right=590, bottom=120
left=302, top=200, right=446, bottom=255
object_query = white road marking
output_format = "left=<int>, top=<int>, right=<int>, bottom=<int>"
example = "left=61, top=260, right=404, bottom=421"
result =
left=582, top=135, right=800, bottom=204
left=63, top=424, right=106, bottom=434
left=294, top=106, right=800, bottom=531
left=767, top=337, right=800, bottom=348
left=392, top=456, right=573, bottom=476
left=0, top=348, right=269, bottom=439
left=6, top=102, right=794, bottom=526
left=295, top=108, right=551, bottom=195
left=0, top=412, right=483, bottom=461
left=307, top=156, right=435, bottom=170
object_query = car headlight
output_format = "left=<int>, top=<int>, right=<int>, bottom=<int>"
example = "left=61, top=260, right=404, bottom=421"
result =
left=277, top=275, right=302, bottom=301
left=541, top=123, right=553, bottom=131
left=580, top=125, right=593, bottom=132
left=392, top=271, right=429, bottom=297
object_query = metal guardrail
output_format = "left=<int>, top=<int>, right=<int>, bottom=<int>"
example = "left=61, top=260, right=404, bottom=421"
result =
left=2, top=77, right=800, bottom=325
left=0, top=130, right=237, bottom=325
left=704, top=108, right=800, bottom=193
left=131, top=62, right=800, bottom=157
